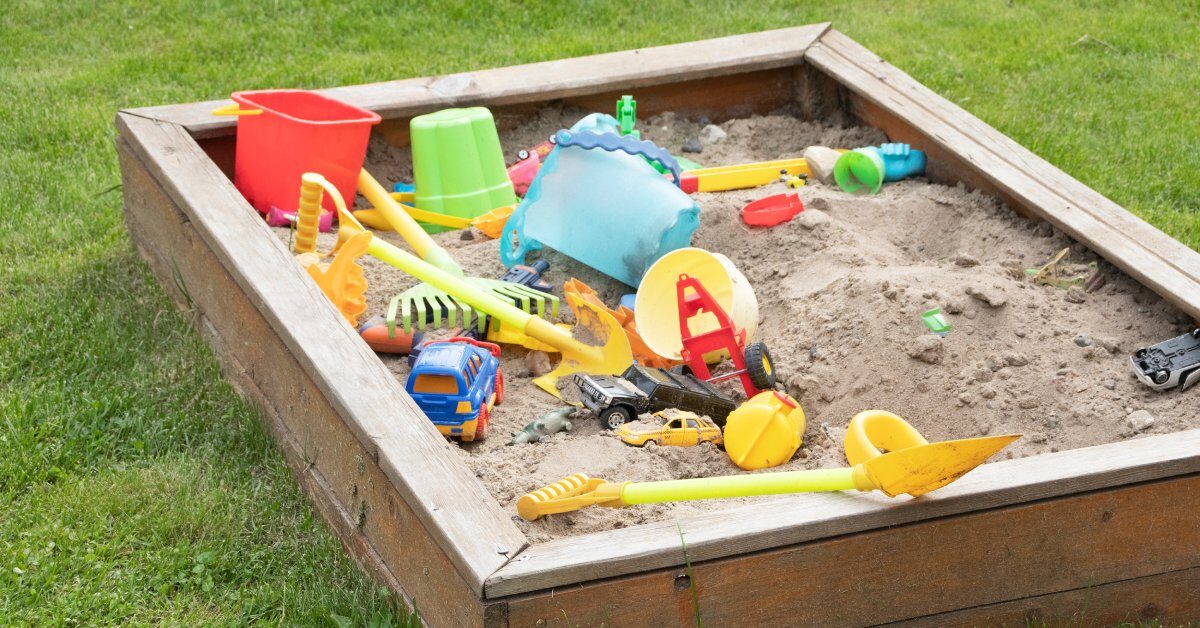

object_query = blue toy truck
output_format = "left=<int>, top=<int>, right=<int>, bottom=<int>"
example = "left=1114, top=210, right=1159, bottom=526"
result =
left=405, top=337, right=504, bottom=441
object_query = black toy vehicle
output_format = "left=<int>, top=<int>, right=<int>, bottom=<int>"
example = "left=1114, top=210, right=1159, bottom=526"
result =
left=1131, top=329, right=1200, bottom=392
left=573, top=365, right=737, bottom=430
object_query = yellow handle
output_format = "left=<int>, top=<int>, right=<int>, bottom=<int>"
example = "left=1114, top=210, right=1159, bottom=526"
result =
left=212, top=103, right=263, bottom=116
left=357, top=170, right=462, bottom=276
left=621, top=468, right=859, bottom=505
left=353, top=207, right=472, bottom=231
left=293, top=173, right=325, bottom=254
left=844, top=410, right=929, bottom=466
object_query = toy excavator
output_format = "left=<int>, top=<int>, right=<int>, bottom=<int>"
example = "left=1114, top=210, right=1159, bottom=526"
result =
left=517, top=410, right=1019, bottom=521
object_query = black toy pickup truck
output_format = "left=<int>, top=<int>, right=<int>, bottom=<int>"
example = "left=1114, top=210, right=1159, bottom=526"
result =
left=573, top=365, right=737, bottom=430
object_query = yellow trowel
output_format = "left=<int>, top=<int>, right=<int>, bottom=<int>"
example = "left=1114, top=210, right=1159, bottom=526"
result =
left=517, top=410, right=1019, bottom=520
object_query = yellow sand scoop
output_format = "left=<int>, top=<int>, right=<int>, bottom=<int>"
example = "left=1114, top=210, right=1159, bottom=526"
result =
left=517, top=410, right=1019, bottom=521
left=304, top=174, right=633, bottom=397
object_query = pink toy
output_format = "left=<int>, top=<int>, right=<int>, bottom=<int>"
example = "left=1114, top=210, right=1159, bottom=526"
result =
left=267, top=205, right=334, bottom=231
left=507, top=153, right=541, bottom=196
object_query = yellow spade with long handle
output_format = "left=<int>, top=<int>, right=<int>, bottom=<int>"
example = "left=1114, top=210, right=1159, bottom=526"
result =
left=301, top=173, right=633, bottom=397
left=517, top=410, right=1019, bottom=521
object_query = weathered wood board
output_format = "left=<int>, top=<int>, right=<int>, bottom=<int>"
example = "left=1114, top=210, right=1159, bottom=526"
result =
left=117, top=24, right=1200, bottom=626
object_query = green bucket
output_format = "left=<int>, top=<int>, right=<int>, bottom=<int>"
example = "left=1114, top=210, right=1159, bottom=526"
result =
left=411, top=107, right=517, bottom=233
left=833, top=148, right=886, bottom=195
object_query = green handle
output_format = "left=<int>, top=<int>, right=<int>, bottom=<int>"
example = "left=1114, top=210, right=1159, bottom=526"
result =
left=621, top=467, right=858, bottom=505
left=364, top=238, right=533, bottom=330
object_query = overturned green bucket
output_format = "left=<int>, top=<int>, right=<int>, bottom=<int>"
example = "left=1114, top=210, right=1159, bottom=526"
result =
left=411, top=107, right=517, bottom=233
left=833, top=148, right=886, bottom=195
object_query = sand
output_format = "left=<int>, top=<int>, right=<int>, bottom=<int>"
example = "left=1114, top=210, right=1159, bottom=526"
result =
left=276, top=107, right=1197, bottom=542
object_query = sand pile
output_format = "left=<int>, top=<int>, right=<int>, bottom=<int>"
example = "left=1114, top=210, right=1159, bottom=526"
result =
left=277, top=107, right=1196, bottom=542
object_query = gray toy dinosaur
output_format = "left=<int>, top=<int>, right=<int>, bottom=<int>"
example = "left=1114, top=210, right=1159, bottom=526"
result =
left=509, top=407, right=575, bottom=445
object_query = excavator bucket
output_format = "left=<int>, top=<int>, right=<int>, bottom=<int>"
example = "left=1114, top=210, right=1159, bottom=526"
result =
left=533, top=288, right=633, bottom=397
left=860, top=434, right=1019, bottom=497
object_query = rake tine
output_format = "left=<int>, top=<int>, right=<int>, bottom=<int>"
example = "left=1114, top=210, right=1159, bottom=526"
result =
left=386, top=294, right=404, bottom=336
left=428, top=294, right=447, bottom=330
left=387, top=277, right=559, bottom=337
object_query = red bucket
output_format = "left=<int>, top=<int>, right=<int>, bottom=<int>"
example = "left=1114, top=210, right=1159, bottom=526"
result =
left=224, top=90, right=381, bottom=216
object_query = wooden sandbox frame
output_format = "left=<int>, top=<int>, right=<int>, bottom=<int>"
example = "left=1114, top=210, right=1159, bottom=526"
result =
left=115, top=24, right=1200, bottom=626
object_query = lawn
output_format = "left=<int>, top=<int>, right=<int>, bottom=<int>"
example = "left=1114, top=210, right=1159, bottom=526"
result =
left=1, top=0, right=1196, bottom=624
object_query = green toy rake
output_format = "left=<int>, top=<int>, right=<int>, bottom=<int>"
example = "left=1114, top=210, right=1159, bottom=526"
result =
left=356, top=171, right=558, bottom=336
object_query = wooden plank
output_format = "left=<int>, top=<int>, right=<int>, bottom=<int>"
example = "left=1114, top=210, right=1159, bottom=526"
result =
left=904, top=566, right=1200, bottom=626
left=369, top=66, right=800, bottom=151
left=118, top=138, right=501, bottom=626
left=499, top=474, right=1200, bottom=626
left=121, top=23, right=831, bottom=138
left=487, top=428, right=1200, bottom=597
left=804, top=29, right=1200, bottom=320
left=115, top=113, right=527, bottom=595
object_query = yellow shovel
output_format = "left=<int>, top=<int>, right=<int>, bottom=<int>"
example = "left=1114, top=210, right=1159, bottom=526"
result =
left=516, top=410, right=1019, bottom=521
left=301, top=173, right=633, bottom=397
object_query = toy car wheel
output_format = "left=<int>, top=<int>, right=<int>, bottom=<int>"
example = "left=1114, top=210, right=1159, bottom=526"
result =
left=643, top=439, right=658, bottom=448
left=474, top=405, right=490, bottom=441
left=494, top=371, right=505, bottom=405
left=744, top=342, right=776, bottom=390
left=600, top=405, right=633, bottom=430
left=518, top=149, right=530, bottom=161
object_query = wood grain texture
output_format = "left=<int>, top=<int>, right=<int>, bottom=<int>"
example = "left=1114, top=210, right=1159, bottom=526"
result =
left=115, top=113, right=527, bottom=595
left=902, top=567, right=1200, bottom=627
left=118, top=137, right=501, bottom=626
left=804, top=29, right=1200, bottom=320
left=499, top=474, right=1200, bottom=626
left=120, top=23, right=830, bottom=138
left=488, top=428, right=1200, bottom=597
left=368, top=67, right=799, bottom=152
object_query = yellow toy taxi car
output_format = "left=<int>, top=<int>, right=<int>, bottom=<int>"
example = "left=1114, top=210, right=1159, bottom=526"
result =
left=617, top=411, right=723, bottom=447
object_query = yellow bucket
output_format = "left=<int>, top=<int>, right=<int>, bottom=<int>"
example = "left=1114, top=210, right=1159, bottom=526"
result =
left=633, top=248, right=759, bottom=362
left=724, top=391, right=806, bottom=470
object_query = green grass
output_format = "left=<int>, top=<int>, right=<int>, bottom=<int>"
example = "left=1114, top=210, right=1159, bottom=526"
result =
left=1, top=0, right=1196, bottom=623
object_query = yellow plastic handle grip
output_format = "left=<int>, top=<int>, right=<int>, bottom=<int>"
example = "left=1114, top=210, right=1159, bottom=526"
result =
left=621, top=468, right=858, bottom=505
left=844, top=410, right=929, bottom=467
left=212, top=103, right=263, bottom=116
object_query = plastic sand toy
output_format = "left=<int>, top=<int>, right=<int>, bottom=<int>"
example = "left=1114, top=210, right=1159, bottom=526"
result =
left=500, top=113, right=700, bottom=287
left=410, top=107, right=517, bottom=233
left=741, top=193, right=804, bottom=227
left=214, top=90, right=380, bottom=217
left=834, top=143, right=926, bottom=194
left=922, top=307, right=952, bottom=336
left=516, top=410, right=1020, bottom=521
left=723, top=391, right=805, bottom=470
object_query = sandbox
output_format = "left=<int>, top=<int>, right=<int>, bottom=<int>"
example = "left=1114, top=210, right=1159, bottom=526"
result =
left=117, top=24, right=1200, bottom=626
